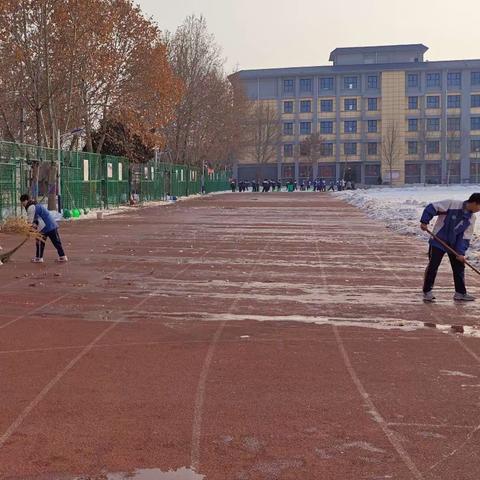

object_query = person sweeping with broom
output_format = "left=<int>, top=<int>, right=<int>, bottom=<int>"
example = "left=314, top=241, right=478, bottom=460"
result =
left=20, top=194, right=68, bottom=263
left=420, top=193, right=480, bottom=302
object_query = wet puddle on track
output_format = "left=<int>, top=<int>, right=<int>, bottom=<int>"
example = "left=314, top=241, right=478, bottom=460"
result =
left=71, top=468, right=204, bottom=480
left=158, top=312, right=480, bottom=338
left=13, top=468, right=205, bottom=480
left=104, top=468, right=204, bottom=480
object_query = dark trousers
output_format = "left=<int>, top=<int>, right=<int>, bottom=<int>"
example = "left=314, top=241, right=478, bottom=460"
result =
left=36, top=229, right=65, bottom=259
left=423, top=246, right=466, bottom=294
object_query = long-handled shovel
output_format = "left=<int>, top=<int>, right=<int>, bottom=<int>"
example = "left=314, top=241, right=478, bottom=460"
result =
left=425, top=228, right=480, bottom=276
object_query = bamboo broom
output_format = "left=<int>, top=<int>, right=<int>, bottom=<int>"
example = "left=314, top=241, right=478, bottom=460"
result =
left=0, top=217, right=45, bottom=263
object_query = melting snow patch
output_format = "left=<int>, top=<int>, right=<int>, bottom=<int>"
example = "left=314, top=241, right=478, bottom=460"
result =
left=440, top=370, right=477, bottom=378
left=74, top=468, right=205, bottom=480
left=334, top=185, right=480, bottom=266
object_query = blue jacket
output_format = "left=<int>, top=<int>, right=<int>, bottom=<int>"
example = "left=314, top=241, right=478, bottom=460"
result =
left=27, top=203, right=58, bottom=234
left=420, top=199, right=476, bottom=255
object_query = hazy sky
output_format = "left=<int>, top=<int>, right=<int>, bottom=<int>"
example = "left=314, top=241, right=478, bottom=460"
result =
left=139, top=0, right=479, bottom=73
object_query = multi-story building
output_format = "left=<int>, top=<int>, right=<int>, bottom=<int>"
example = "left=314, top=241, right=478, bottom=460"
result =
left=230, top=44, right=480, bottom=185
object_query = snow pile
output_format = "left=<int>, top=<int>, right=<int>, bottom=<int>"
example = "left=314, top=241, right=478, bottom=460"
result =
left=334, top=185, right=480, bottom=265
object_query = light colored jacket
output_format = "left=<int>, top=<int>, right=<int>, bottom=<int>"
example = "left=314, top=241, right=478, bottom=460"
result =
left=421, top=199, right=476, bottom=255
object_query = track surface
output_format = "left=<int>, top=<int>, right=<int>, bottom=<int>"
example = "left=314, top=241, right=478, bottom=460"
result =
left=0, top=193, right=480, bottom=480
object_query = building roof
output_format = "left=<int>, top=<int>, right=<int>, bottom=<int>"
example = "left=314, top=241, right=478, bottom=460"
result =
left=328, top=43, right=429, bottom=61
left=229, top=58, right=480, bottom=81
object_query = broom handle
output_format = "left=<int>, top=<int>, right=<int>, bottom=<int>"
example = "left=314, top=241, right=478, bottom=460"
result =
left=0, top=236, right=29, bottom=262
left=425, top=228, right=480, bottom=276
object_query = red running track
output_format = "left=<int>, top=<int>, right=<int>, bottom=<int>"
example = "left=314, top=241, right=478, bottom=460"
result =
left=0, top=193, right=480, bottom=480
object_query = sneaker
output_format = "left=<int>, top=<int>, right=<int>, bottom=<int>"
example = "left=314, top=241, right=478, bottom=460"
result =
left=31, top=257, right=44, bottom=263
left=56, top=256, right=68, bottom=263
left=423, top=291, right=436, bottom=302
left=453, top=292, right=475, bottom=302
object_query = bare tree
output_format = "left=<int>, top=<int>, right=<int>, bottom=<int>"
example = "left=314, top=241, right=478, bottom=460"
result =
left=247, top=101, right=281, bottom=180
left=164, top=15, right=222, bottom=166
left=417, top=117, right=427, bottom=185
left=382, top=120, right=402, bottom=187
left=446, top=126, right=461, bottom=185
left=299, top=133, right=324, bottom=173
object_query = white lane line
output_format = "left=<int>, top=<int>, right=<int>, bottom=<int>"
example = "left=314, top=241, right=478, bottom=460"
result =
left=0, top=322, right=117, bottom=449
left=311, top=220, right=424, bottom=479
left=0, top=245, right=213, bottom=451
left=0, top=263, right=128, bottom=330
left=190, top=242, right=269, bottom=472
left=334, top=325, right=424, bottom=480
left=341, top=218, right=480, bottom=476
left=425, top=424, right=480, bottom=474
left=387, top=422, right=475, bottom=430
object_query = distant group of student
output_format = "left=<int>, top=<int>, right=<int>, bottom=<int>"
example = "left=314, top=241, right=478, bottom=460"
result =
left=236, top=179, right=282, bottom=192
left=229, top=178, right=356, bottom=193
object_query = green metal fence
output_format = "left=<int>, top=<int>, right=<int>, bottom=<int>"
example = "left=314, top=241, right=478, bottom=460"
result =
left=0, top=143, right=28, bottom=219
left=133, top=163, right=210, bottom=201
left=0, top=140, right=230, bottom=221
left=204, top=170, right=230, bottom=193
left=132, top=162, right=165, bottom=202
left=61, top=151, right=104, bottom=210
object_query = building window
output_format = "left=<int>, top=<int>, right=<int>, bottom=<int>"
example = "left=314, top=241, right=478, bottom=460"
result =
left=408, top=97, right=418, bottom=110
left=283, top=144, right=293, bottom=157
left=427, top=140, right=440, bottom=154
left=321, top=143, right=334, bottom=156
left=427, top=118, right=440, bottom=132
left=447, top=72, right=461, bottom=88
left=320, top=121, right=333, bottom=134
left=283, top=122, right=294, bottom=135
left=300, top=121, right=311, bottom=135
left=471, top=117, right=480, bottom=130
left=344, top=120, right=357, bottom=133
left=367, top=120, right=378, bottom=133
left=299, top=78, right=312, bottom=93
left=471, top=139, right=480, bottom=152
left=447, top=117, right=461, bottom=131
left=407, top=73, right=419, bottom=88
left=320, top=77, right=334, bottom=90
left=472, top=72, right=480, bottom=86
left=344, top=76, right=358, bottom=89
left=426, top=95, right=440, bottom=109
left=367, top=142, right=378, bottom=155
left=320, top=99, right=333, bottom=112
left=283, top=101, right=293, bottom=114
left=367, top=98, right=378, bottom=111
left=367, top=75, right=378, bottom=89
left=283, top=79, right=295, bottom=93
left=447, top=95, right=461, bottom=109
left=426, top=73, right=441, bottom=88
left=408, top=96, right=418, bottom=110
left=300, top=100, right=312, bottom=113
left=447, top=140, right=461, bottom=154
left=344, top=98, right=357, bottom=111
left=472, top=95, right=480, bottom=108
left=344, top=142, right=357, bottom=155
left=408, top=141, right=418, bottom=155
left=408, top=118, right=418, bottom=132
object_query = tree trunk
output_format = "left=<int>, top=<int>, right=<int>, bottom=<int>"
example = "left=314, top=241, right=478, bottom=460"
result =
left=31, top=162, right=40, bottom=201
left=47, top=162, right=57, bottom=210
